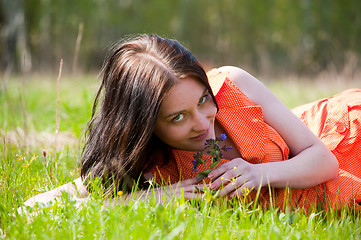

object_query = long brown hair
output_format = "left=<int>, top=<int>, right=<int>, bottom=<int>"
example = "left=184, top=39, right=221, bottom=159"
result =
left=80, top=34, right=217, bottom=194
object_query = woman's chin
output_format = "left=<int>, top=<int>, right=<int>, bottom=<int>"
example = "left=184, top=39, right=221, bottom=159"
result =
left=190, top=142, right=208, bottom=152
left=177, top=143, right=206, bottom=152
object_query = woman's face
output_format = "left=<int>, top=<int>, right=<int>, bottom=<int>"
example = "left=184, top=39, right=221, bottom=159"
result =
left=154, top=77, right=217, bottom=152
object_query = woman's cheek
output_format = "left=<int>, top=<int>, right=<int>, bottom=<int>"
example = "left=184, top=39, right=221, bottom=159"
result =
left=170, top=125, right=189, bottom=140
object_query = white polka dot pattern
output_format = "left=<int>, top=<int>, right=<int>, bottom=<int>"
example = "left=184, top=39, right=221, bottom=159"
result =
left=152, top=69, right=361, bottom=211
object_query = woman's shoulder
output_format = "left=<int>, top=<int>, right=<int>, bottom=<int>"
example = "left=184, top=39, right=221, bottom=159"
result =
left=207, top=66, right=252, bottom=93
left=218, top=66, right=258, bottom=87
left=215, top=66, right=266, bottom=105
left=217, top=66, right=249, bottom=76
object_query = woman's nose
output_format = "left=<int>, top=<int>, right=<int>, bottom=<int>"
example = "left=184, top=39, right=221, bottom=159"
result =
left=192, top=111, right=209, bottom=132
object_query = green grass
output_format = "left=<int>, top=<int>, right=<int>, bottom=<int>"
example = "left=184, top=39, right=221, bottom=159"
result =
left=0, top=74, right=360, bottom=239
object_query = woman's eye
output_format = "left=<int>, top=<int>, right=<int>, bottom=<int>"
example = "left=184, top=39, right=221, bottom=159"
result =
left=198, top=94, right=208, bottom=105
left=172, top=114, right=184, bottom=122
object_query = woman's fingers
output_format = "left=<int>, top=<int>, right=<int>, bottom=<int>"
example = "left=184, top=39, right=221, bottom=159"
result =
left=179, top=182, right=207, bottom=194
left=217, top=175, right=248, bottom=196
left=164, top=177, right=197, bottom=192
left=208, top=158, right=243, bottom=179
left=161, top=182, right=206, bottom=200
left=229, top=182, right=256, bottom=198
left=178, top=176, right=200, bottom=187
left=210, top=166, right=243, bottom=190
left=218, top=178, right=257, bottom=198
left=183, top=192, right=204, bottom=200
left=164, top=177, right=205, bottom=196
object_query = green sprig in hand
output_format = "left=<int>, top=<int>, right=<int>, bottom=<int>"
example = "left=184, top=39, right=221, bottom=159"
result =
left=192, top=134, right=232, bottom=181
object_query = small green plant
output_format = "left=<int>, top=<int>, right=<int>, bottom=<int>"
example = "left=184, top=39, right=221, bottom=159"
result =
left=1, top=75, right=360, bottom=239
left=192, top=134, right=232, bottom=180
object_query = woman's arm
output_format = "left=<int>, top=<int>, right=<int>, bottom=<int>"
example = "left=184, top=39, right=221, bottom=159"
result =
left=106, top=176, right=204, bottom=206
left=24, top=175, right=203, bottom=207
left=209, top=66, right=339, bottom=196
left=24, top=177, right=88, bottom=207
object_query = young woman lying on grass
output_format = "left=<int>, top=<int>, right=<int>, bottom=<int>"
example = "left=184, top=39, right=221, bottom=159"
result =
left=24, top=34, right=361, bottom=211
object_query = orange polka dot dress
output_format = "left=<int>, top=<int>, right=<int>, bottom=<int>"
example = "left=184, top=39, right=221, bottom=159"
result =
left=152, top=68, right=361, bottom=211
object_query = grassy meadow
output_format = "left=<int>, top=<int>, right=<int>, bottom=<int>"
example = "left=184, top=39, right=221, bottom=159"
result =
left=0, top=73, right=360, bottom=239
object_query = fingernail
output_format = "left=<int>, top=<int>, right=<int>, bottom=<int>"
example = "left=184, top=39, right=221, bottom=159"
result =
left=208, top=173, right=213, bottom=178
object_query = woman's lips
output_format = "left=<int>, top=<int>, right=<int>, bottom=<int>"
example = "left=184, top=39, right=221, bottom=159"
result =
left=190, top=129, right=209, bottom=141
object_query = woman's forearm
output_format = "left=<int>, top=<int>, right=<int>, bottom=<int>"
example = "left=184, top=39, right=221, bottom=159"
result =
left=265, top=143, right=338, bottom=189
left=106, top=177, right=203, bottom=206
left=24, top=177, right=88, bottom=206
left=209, top=142, right=339, bottom=196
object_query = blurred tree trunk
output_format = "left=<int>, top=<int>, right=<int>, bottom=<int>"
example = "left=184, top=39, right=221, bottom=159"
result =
left=0, top=0, right=31, bottom=73
left=1, top=0, right=360, bottom=75
left=38, top=0, right=52, bottom=72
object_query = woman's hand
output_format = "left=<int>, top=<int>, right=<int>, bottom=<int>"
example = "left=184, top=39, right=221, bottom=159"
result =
left=119, top=177, right=204, bottom=204
left=215, top=66, right=338, bottom=189
left=23, top=177, right=88, bottom=207
left=23, top=175, right=202, bottom=208
left=208, top=158, right=267, bottom=197
left=157, top=176, right=204, bottom=199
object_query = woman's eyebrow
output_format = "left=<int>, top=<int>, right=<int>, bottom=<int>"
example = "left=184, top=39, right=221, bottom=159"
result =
left=164, top=88, right=209, bottom=119
left=165, top=110, right=184, bottom=119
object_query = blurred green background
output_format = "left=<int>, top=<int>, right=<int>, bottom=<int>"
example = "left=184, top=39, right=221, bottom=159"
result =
left=0, top=4, right=360, bottom=238
left=1, top=0, right=361, bottom=78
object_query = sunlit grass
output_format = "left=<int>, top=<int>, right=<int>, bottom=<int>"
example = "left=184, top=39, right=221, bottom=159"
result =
left=0, top=73, right=360, bottom=239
